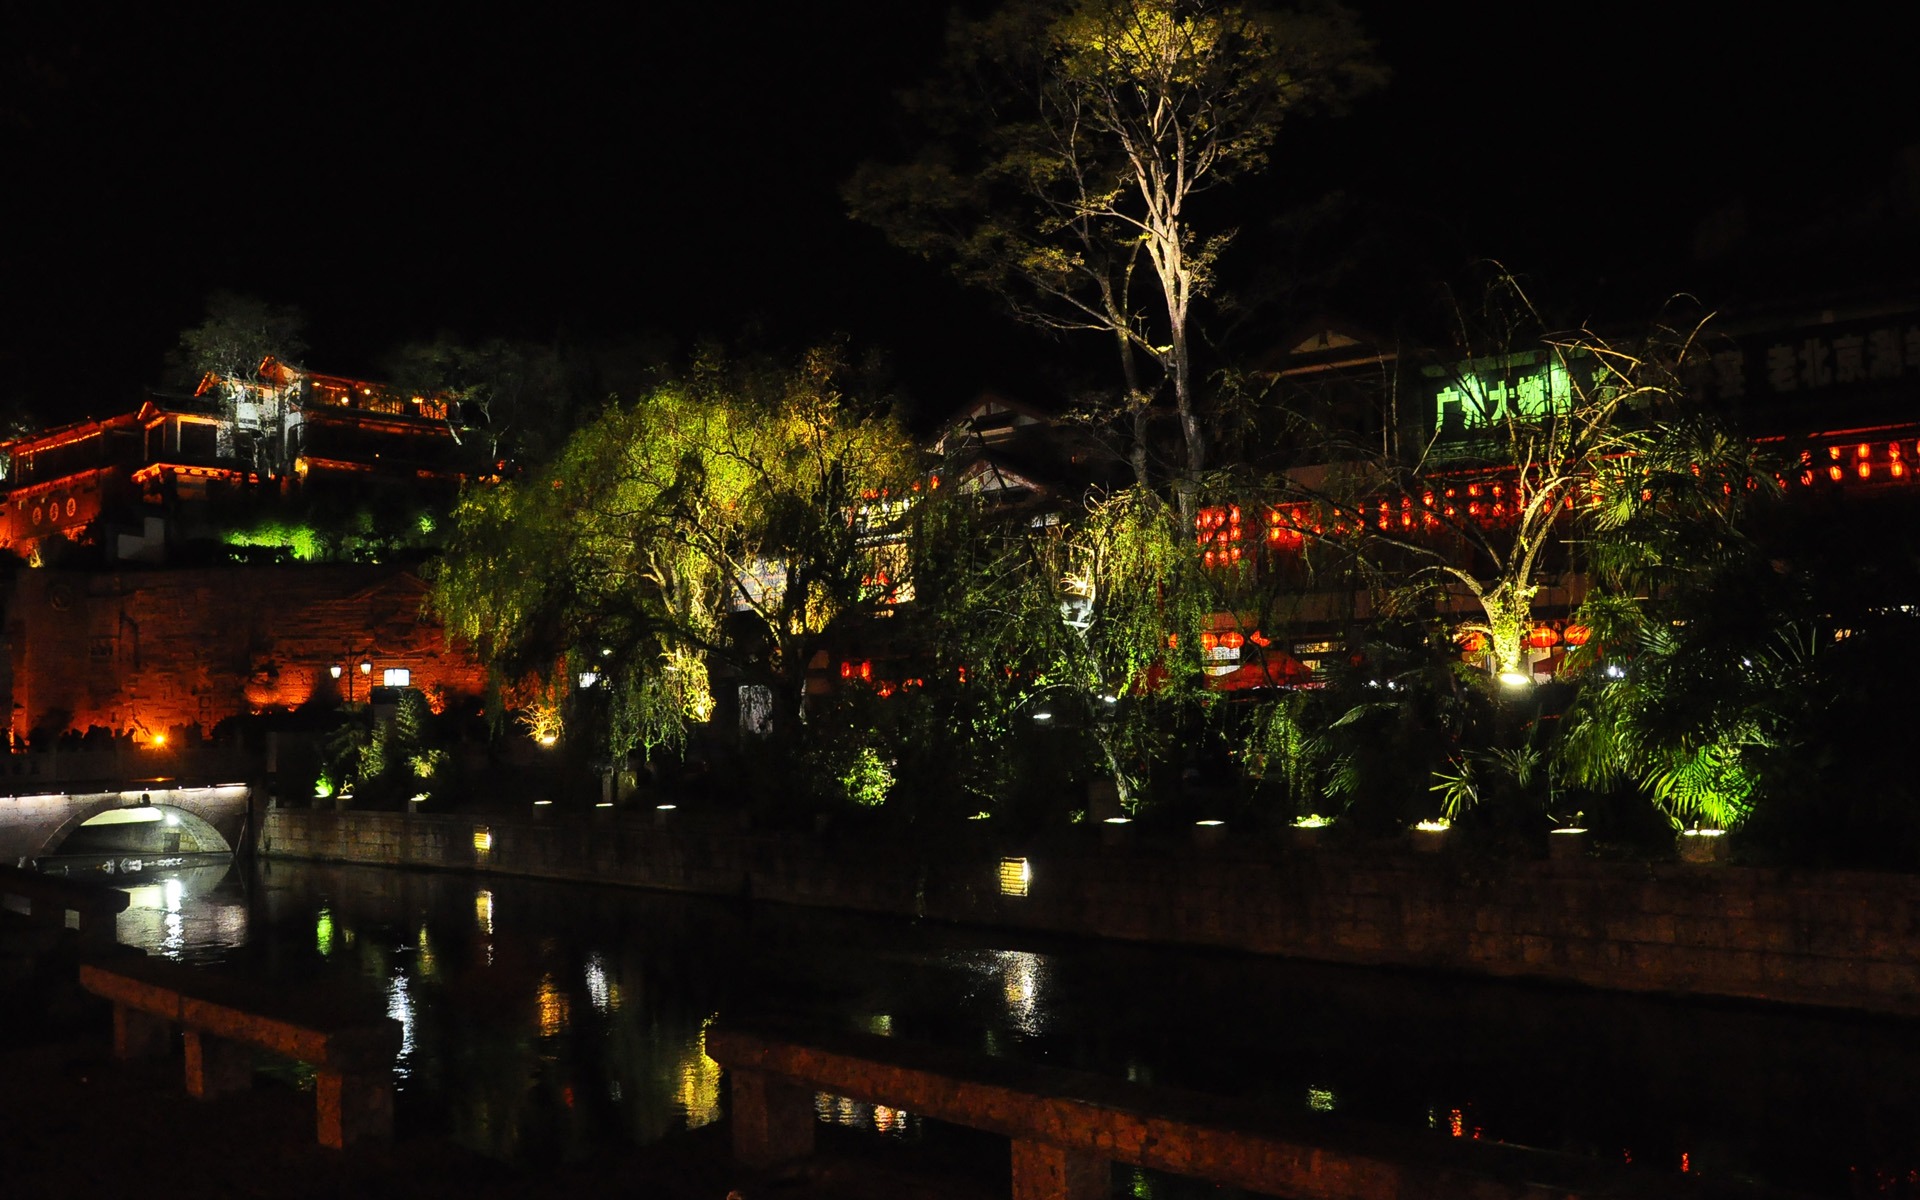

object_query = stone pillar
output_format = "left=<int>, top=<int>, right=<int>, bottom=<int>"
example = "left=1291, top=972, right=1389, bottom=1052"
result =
left=184, top=1030, right=252, bottom=1098
left=730, top=1068, right=815, bottom=1169
left=315, top=1068, right=394, bottom=1149
left=112, top=1005, right=171, bottom=1059
left=1012, top=1140, right=1110, bottom=1200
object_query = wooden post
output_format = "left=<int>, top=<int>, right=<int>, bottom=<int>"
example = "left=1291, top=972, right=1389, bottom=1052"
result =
left=184, top=1030, right=252, bottom=1098
left=315, top=1068, right=394, bottom=1149
left=730, top=1068, right=815, bottom=1170
left=1012, top=1139, right=1110, bottom=1200
left=112, top=1005, right=171, bottom=1060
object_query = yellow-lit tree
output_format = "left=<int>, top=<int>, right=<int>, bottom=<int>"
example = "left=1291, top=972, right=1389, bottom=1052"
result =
left=433, top=347, right=922, bottom=761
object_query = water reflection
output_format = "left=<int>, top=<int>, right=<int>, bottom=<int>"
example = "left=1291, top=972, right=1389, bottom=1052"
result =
left=815, top=1091, right=919, bottom=1140
left=115, top=862, right=244, bottom=962
left=135, top=860, right=1920, bottom=1193
left=585, top=952, right=614, bottom=1015
left=674, top=1019, right=723, bottom=1128
left=536, top=973, right=571, bottom=1038
left=388, top=971, right=417, bottom=1081
left=940, top=947, right=1054, bottom=1043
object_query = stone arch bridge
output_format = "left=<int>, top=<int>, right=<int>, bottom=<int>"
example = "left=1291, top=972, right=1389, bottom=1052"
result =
left=0, top=782, right=250, bottom=867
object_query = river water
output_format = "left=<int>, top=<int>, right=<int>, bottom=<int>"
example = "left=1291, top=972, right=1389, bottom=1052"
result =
left=110, top=857, right=1920, bottom=1197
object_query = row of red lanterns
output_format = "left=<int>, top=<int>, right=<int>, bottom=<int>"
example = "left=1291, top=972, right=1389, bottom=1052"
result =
left=1456, top=623, right=1592, bottom=654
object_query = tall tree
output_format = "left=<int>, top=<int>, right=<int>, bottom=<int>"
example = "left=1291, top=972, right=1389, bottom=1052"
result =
left=847, top=0, right=1382, bottom=510
left=169, top=291, right=309, bottom=471
left=170, top=290, right=308, bottom=390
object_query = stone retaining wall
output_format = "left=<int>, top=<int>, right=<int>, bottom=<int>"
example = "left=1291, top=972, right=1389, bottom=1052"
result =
left=260, top=808, right=1920, bottom=1018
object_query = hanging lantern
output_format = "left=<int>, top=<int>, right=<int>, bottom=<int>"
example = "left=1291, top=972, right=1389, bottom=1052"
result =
left=1563, top=624, right=1592, bottom=647
left=1456, top=630, right=1488, bottom=654
left=1525, top=624, right=1561, bottom=649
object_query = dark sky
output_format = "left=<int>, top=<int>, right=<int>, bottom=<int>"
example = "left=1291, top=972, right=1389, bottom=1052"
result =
left=6, top=3, right=1916, bottom=429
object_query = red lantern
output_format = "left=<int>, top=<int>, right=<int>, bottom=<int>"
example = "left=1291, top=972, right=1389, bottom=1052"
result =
left=1525, top=624, right=1560, bottom=649
left=1563, top=624, right=1592, bottom=647
left=1456, top=630, right=1488, bottom=654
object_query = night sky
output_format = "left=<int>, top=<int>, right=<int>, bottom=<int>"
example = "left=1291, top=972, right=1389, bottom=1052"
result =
left=6, top=3, right=1916, bottom=430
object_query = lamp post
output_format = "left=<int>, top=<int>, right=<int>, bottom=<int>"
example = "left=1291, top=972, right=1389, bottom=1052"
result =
left=329, top=653, right=374, bottom=704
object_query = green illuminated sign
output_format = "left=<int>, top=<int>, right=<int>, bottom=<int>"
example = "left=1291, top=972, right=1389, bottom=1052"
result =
left=1427, top=352, right=1573, bottom=435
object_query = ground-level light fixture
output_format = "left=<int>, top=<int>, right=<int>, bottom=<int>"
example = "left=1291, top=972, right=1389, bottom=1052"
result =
left=1497, top=669, right=1532, bottom=688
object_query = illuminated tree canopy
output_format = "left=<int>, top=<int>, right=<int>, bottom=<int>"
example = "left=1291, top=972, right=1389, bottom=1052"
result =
left=432, top=348, right=922, bottom=759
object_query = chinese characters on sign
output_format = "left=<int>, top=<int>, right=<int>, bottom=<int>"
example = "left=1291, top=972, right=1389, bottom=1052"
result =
left=1701, top=321, right=1920, bottom=401
left=1430, top=356, right=1573, bottom=434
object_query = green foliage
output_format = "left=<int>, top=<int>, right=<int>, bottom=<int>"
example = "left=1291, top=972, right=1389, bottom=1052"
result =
left=839, top=746, right=894, bottom=808
left=433, top=347, right=924, bottom=766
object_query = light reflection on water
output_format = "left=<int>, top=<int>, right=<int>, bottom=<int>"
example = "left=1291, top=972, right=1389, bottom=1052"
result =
left=108, top=858, right=1920, bottom=1193
left=115, top=863, right=244, bottom=962
left=815, top=1091, right=920, bottom=1140
left=388, top=970, right=417, bottom=1080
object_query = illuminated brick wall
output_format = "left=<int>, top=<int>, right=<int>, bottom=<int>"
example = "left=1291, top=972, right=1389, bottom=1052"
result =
left=2, top=565, right=487, bottom=739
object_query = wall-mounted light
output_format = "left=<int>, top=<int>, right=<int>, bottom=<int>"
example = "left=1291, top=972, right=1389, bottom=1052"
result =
left=998, top=857, right=1032, bottom=897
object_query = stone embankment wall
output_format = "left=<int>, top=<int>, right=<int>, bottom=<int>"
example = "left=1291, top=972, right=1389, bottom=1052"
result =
left=260, top=808, right=1920, bottom=1018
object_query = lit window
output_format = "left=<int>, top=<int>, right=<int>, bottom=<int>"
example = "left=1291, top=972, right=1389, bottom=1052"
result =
left=383, top=667, right=411, bottom=687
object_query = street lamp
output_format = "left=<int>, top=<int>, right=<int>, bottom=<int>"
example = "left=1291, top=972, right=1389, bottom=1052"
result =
left=330, top=652, right=375, bottom=703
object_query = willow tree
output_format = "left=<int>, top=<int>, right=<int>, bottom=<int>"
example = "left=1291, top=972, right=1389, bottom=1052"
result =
left=433, top=348, right=922, bottom=762
left=848, top=0, right=1382, bottom=511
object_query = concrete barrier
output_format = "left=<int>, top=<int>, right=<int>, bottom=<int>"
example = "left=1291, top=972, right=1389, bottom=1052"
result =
left=706, top=1022, right=1759, bottom=1200
left=79, top=955, right=401, bottom=1149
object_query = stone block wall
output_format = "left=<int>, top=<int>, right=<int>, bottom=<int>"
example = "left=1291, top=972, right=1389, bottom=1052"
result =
left=3, top=565, right=486, bottom=739
left=259, top=809, right=1920, bottom=1018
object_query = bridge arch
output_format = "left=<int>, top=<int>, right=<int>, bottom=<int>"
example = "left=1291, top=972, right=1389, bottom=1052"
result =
left=6, top=785, right=250, bottom=865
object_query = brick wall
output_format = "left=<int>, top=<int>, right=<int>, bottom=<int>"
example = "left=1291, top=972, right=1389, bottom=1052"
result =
left=2, top=565, right=487, bottom=738
left=260, top=809, right=1920, bottom=1018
